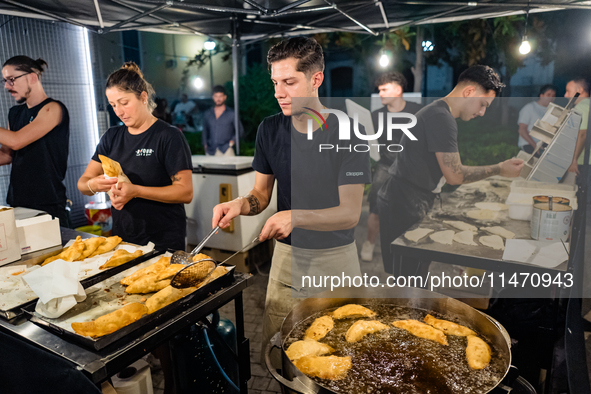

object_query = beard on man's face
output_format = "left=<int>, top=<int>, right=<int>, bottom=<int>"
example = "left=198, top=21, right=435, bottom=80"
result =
left=14, top=87, right=31, bottom=104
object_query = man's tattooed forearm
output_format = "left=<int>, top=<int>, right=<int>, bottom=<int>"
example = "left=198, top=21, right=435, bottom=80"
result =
left=462, top=165, right=500, bottom=183
left=245, top=194, right=261, bottom=215
left=171, top=173, right=181, bottom=182
left=442, top=152, right=462, bottom=174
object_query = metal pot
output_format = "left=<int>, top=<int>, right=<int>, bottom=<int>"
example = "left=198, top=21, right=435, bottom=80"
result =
left=265, top=286, right=513, bottom=394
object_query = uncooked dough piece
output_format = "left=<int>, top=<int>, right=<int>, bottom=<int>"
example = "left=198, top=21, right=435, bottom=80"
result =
left=404, top=228, right=434, bottom=243
left=453, top=230, right=478, bottom=246
left=479, top=235, right=505, bottom=250
left=475, top=202, right=508, bottom=211
left=466, top=209, right=498, bottom=220
left=443, top=220, right=478, bottom=232
left=466, top=335, right=491, bottom=370
left=429, top=230, right=455, bottom=245
left=480, top=226, right=515, bottom=239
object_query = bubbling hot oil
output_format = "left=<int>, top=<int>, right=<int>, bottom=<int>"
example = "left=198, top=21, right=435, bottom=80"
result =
left=284, top=305, right=505, bottom=394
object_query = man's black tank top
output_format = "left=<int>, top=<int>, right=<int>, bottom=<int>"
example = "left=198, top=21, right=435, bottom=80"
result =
left=7, top=98, right=70, bottom=207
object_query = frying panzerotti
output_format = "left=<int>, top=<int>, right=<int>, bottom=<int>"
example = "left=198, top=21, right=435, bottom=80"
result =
left=124, top=273, right=170, bottom=294
left=71, top=303, right=148, bottom=338
left=121, top=256, right=170, bottom=286
left=293, top=355, right=352, bottom=380
left=345, top=320, right=389, bottom=343
left=466, top=335, right=492, bottom=369
left=89, top=236, right=122, bottom=257
left=146, top=285, right=197, bottom=314
left=78, top=237, right=106, bottom=260
left=156, top=264, right=186, bottom=281
left=41, top=236, right=86, bottom=266
left=286, top=340, right=334, bottom=361
left=304, top=315, right=334, bottom=341
left=392, top=319, right=448, bottom=345
left=332, top=304, right=376, bottom=319
left=99, top=249, right=143, bottom=270
left=424, top=314, right=476, bottom=336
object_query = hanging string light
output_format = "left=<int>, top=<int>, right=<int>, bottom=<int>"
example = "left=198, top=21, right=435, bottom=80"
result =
left=519, top=2, right=531, bottom=55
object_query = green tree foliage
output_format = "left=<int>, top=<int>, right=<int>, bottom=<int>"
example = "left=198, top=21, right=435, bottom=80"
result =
left=224, top=64, right=280, bottom=156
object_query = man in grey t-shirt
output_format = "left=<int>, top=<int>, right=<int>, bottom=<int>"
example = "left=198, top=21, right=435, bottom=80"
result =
left=517, top=84, right=556, bottom=154
left=378, top=65, right=524, bottom=275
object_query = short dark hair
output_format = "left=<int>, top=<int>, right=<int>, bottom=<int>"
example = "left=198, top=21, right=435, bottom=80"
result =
left=3, top=56, right=48, bottom=77
left=539, top=84, right=557, bottom=96
left=457, top=65, right=505, bottom=96
left=106, top=61, right=156, bottom=111
left=212, top=85, right=226, bottom=95
left=375, top=71, right=407, bottom=91
left=267, top=37, right=324, bottom=76
left=571, top=77, right=590, bottom=95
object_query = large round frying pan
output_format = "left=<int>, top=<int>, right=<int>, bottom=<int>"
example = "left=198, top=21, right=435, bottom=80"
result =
left=265, top=286, right=513, bottom=394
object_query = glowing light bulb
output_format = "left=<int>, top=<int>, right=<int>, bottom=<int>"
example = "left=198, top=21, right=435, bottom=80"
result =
left=379, top=53, right=389, bottom=68
left=193, top=77, right=204, bottom=90
left=519, top=38, right=531, bottom=55
left=204, top=39, right=216, bottom=51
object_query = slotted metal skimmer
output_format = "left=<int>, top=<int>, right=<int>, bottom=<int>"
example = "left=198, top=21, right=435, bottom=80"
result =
left=171, top=236, right=260, bottom=289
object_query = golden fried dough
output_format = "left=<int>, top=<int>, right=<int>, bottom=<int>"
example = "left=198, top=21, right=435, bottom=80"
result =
left=304, top=315, right=334, bottom=341
left=424, top=314, right=476, bottom=336
left=192, top=253, right=212, bottom=262
left=125, top=273, right=170, bottom=294
left=345, top=320, right=389, bottom=343
left=89, top=236, right=122, bottom=257
left=466, top=335, right=491, bottom=369
left=286, top=340, right=334, bottom=361
left=99, top=154, right=120, bottom=177
left=41, top=254, right=61, bottom=266
left=156, top=264, right=186, bottom=281
left=293, top=355, right=352, bottom=380
left=332, top=304, right=376, bottom=319
left=42, top=236, right=87, bottom=266
left=121, top=256, right=170, bottom=286
left=146, top=285, right=197, bottom=314
left=78, top=237, right=107, bottom=260
left=71, top=303, right=148, bottom=338
left=99, top=250, right=143, bottom=270
left=392, top=319, right=448, bottom=345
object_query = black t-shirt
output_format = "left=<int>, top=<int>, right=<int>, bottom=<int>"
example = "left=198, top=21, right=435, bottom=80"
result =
left=252, top=112, right=371, bottom=249
left=7, top=98, right=69, bottom=208
left=371, top=101, right=423, bottom=167
left=384, top=99, right=458, bottom=193
left=92, top=119, right=193, bottom=250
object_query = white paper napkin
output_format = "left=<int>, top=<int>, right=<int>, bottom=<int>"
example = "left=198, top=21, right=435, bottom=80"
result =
left=23, top=260, right=87, bottom=318
left=503, top=239, right=568, bottom=268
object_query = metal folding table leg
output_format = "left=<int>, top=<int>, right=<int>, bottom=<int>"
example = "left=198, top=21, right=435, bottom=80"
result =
left=234, top=293, right=251, bottom=392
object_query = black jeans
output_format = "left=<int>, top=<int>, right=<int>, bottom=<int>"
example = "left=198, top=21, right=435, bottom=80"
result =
left=377, top=177, right=435, bottom=274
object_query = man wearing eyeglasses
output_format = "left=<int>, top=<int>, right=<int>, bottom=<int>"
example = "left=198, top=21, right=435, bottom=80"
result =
left=1, top=56, right=70, bottom=227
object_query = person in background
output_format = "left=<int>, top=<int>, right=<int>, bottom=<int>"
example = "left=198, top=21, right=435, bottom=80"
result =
left=153, top=97, right=172, bottom=124
left=565, top=78, right=590, bottom=175
left=202, top=85, right=244, bottom=156
left=0, top=56, right=70, bottom=227
left=517, top=84, right=556, bottom=154
left=378, top=65, right=524, bottom=275
left=78, top=62, right=193, bottom=394
left=171, top=93, right=197, bottom=129
left=360, top=71, right=422, bottom=262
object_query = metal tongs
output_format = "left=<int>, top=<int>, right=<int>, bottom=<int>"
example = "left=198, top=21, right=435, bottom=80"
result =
left=171, top=234, right=260, bottom=289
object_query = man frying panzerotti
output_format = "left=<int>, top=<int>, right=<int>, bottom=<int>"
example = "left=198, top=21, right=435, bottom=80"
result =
left=378, top=65, right=524, bottom=275
left=212, top=36, right=370, bottom=367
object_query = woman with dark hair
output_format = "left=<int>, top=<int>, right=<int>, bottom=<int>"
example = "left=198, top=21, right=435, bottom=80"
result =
left=78, top=62, right=193, bottom=251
